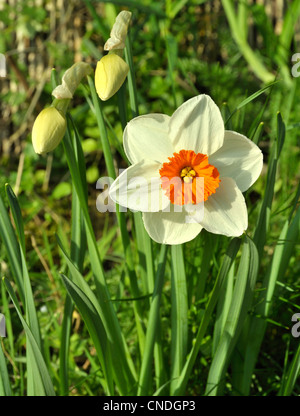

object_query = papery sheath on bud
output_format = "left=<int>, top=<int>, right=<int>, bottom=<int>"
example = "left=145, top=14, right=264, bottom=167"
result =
left=52, top=62, right=93, bottom=99
left=32, top=107, right=67, bottom=155
left=104, top=11, right=132, bottom=51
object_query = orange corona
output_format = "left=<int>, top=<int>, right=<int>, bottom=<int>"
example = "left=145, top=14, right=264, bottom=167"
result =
left=159, top=149, right=220, bottom=205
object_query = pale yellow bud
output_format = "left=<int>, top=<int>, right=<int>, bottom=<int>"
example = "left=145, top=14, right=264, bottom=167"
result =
left=32, top=107, right=67, bottom=155
left=95, top=54, right=129, bottom=101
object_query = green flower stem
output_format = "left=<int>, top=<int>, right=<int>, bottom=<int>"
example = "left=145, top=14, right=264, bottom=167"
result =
left=125, top=34, right=139, bottom=118
left=52, top=98, right=71, bottom=115
left=137, top=244, right=169, bottom=396
left=170, top=245, right=188, bottom=395
left=124, top=30, right=166, bottom=388
left=173, top=238, right=241, bottom=396
left=62, top=118, right=137, bottom=394
left=59, top=169, right=86, bottom=396
left=88, top=75, right=144, bottom=331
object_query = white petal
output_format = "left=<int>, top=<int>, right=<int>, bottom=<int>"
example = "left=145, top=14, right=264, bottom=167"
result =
left=209, top=131, right=263, bottom=192
left=142, top=206, right=203, bottom=244
left=201, top=177, right=248, bottom=237
left=124, top=114, right=174, bottom=164
left=109, top=160, right=169, bottom=212
left=169, top=94, right=224, bottom=156
left=183, top=202, right=204, bottom=223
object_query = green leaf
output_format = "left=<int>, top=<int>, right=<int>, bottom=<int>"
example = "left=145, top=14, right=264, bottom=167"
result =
left=5, top=184, right=25, bottom=253
left=170, top=245, right=188, bottom=395
left=0, top=188, right=24, bottom=304
left=226, top=80, right=279, bottom=125
left=4, top=278, right=55, bottom=396
left=173, top=237, right=241, bottom=396
left=60, top=274, right=113, bottom=395
left=238, top=206, right=300, bottom=395
left=137, top=245, right=169, bottom=396
left=205, top=236, right=259, bottom=396
left=0, top=340, right=12, bottom=396
left=280, top=342, right=300, bottom=396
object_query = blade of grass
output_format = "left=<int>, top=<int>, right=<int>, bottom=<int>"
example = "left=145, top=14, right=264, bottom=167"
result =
left=225, top=80, right=279, bottom=125
left=280, top=342, right=300, bottom=396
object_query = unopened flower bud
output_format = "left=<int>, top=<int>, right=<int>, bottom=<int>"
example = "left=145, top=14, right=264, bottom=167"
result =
left=95, top=53, right=129, bottom=101
left=32, top=107, right=67, bottom=155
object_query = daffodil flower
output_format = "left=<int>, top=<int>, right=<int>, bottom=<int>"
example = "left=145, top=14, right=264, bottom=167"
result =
left=109, top=94, right=263, bottom=245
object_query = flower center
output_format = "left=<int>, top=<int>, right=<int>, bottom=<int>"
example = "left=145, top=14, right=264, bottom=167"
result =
left=159, top=149, right=220, bottom=205
left=180, top=166, right=196, bottom=183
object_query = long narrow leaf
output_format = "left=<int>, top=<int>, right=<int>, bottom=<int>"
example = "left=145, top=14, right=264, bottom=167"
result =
left=173, top=237, right=241, bottom=395
left=60, top=274, right=112, bottom=395
left=4, top=278, right=55, bottom=396
left=0, top=340, right=12, bottom=396
left=170, top=245, right=188, bottom=395
left=137, top=245, right=169, bottom=396
left=205, top=236, right=259, bottom=396
left=0, top=189, right=24, bottom=304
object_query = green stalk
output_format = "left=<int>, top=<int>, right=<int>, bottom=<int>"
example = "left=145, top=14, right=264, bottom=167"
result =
left=88, top=76, right=145, bottom=355
left=205, top=236, right=259, bottom=396
left=280, top=342, right=300, bottom=396
left=137, top=244, right=169, bottom=396
left=0, top=340, right=12, bottom=396
left=125, top=34, right=139, bottom=118
left=62, top=117, right=137, bottom=394
left=236, top=205, right=300, bottom=395
left=124, top=31, right=167, bottom=384
left=170, top=245, right=188, bottom=395
left=59, top=176, right=86, bottom=396
left=173, top=238, right=241, bottom=396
